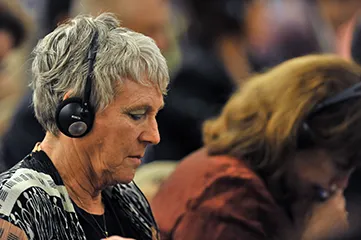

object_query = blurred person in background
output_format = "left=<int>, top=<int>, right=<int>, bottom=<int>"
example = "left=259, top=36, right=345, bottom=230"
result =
left=0, top=3, right=25, bottom=60
left=72, top=0, right=171, bottom=52
left=0, top=0, right=71, bottom=171
left=316, top=0, right=361, bottom=32
left=19, top=0, right=72, bottom=41
left=0, top=0, right=173, bottom=171
left=72, top=0, right=182, bottom=72
left=251, top=0, right=361, bottom=70
left=0, top=13, right=168, bottom=240
left=0, top=0, right=28, bottom=147
left=151, top=55, right=361, bottom=240
left=145, top=0, right=268, bottom=162
left=306, top=0, right=361, bottom=59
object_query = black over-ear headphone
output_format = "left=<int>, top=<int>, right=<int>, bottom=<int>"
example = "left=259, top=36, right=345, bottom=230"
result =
left=55, top=31, right=99, bottom=138
left=297, top=81, right=361, bottom=148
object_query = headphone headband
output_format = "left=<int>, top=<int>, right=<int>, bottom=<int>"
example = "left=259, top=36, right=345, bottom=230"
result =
left=83, top=31, right=99, bottom=112
left=309, top=81, right=361, bottom=116
left=55, top=31, right=98, bottom=138
left=299, top=80, right=361, bottom=148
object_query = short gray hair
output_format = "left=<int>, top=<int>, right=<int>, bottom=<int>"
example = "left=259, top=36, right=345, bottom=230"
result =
left=31, top=13, right=169, bottom=135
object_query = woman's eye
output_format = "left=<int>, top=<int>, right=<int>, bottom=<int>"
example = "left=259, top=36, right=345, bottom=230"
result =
left=129, top=113, right=145, bottom=121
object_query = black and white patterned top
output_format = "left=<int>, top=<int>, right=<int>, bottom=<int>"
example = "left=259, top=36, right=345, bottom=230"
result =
left=0, top=151, right=159, bottom=240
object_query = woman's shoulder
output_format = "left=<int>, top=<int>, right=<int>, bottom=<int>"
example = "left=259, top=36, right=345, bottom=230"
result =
left=0, top=159, right=61, bottom=192
left=185, top=155, right=292, bottom=238
left=151, top=149, right=287, bottom=237
left=0, top=161, right=70, bottom=218
left=177, top=148, right=263, bottom=185
left=152, top=148, right=265, bottom=200
left=183, top=150, right=274, bottom=207
left=0, top=160, right=51, bottom=194
left=0, top=160, right=84, bottom=240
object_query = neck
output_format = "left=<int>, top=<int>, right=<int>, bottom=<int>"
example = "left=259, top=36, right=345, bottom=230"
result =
left=217, top=35, right=250, bottom=85
left=40, top=132, right=104, bottom=214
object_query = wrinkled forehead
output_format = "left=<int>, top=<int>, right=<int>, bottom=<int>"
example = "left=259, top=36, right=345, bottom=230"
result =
left=96, top=82, right=163, bottom=120
left=114, top=76, right=166, bottom=95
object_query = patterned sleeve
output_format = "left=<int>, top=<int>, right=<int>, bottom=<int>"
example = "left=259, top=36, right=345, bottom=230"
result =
left=0, top=168, right=86, bottom=240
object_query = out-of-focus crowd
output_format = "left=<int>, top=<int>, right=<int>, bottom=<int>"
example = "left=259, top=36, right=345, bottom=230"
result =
left=1, top=0, right=361, bottom=239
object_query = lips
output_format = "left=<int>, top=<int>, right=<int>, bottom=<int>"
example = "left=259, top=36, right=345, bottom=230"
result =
left=128, top=155, right=143, bottom=159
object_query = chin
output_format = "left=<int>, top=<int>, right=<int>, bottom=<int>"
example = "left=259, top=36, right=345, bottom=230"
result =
left=112, top=173, right=135, bottom=185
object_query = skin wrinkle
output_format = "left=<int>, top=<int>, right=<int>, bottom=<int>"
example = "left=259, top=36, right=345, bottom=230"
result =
left=63, top=148, right=102, bottom=200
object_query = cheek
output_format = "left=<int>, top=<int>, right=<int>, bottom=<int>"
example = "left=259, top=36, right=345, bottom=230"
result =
left=103, top=153, right=133, bottom=174
left=94, top=117, right=142, bottom=163
left=101, top=118, right=137, bottom=144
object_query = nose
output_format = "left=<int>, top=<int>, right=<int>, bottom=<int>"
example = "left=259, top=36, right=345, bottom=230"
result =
left=140, top=118, right=161, bottom=145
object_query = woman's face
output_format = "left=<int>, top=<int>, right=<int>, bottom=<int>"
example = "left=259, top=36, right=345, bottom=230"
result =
left=76, top=78, right=164, bottom=185
left=289, top=149, right=353, bottom=200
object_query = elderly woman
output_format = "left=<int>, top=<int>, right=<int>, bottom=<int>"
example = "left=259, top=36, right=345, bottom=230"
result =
left=151, top=55, right=361, bottom=240
left=0, top=13, right=168, bottom=240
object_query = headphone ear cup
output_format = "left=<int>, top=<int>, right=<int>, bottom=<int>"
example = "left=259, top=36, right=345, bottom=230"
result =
left=55, top=97, right=94, bottom=138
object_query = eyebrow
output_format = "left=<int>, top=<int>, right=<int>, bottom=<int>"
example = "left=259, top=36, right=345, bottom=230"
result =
left=123, top=103, right=165, bottom=113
